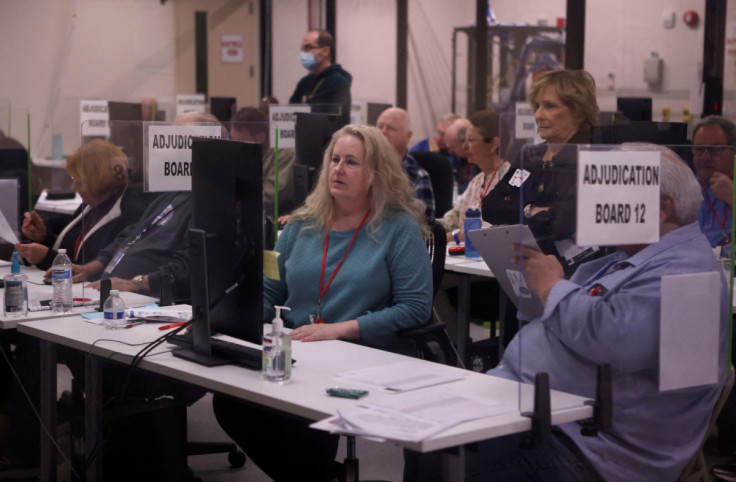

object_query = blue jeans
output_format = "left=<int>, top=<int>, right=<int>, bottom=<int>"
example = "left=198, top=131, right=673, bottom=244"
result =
left=403, top=428, right=602, bottom=481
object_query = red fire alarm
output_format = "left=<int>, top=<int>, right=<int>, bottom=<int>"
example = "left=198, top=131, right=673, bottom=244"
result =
left=683, top=10, right=699, bottom=27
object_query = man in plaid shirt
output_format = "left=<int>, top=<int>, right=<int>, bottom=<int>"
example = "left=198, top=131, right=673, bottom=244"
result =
left=377, top=107, right=436, bottom=220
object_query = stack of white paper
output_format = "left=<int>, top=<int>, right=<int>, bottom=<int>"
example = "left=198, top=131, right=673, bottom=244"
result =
left=333, top=360, right=467, bottom=393
left=311, top=387, right=515, bottom=442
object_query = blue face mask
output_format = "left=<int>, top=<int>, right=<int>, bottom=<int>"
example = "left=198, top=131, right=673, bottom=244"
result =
left=300, top=52, right=319, bottom=71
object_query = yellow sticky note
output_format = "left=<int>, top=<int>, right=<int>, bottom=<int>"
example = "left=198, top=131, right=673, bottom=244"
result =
left=263, top=250, right=280, bottom=280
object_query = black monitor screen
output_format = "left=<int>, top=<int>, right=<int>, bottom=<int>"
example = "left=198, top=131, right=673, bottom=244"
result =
left=295, top=112, right=342, bottom=170
left=189, top=138, right=263, bottom=349
left=210, top=97, right=237, bottom=123
left=616, top=97, right=652, bottom=122
left=592, top=121, right=688, bottom=145
left=108, top=101, right=143, bottom=121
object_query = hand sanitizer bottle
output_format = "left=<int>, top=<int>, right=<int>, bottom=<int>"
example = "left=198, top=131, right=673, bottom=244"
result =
left=263, top=305, right=292, bottom=381
left=4, top=252, right=28, bottom=317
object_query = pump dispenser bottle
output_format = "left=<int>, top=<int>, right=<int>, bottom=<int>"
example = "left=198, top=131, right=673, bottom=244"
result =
left=263, top=305, right=292, bottom=381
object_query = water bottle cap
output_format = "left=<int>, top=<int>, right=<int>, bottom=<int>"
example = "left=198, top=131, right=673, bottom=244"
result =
left=110, top=290, right=119, bottom=296
left=58, top=248, right=67, bottom=254
left=465, top=207, right=481, bottom=216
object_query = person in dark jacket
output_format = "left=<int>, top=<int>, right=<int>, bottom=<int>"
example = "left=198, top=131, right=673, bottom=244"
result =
left=16, top=139, right=147, bottom=269
left=482, top=69, right=600, bottom=275
left=290, top=29, right=352, bottom=126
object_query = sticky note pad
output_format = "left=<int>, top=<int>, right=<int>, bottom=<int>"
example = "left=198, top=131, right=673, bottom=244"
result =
left=263, top=250, right=280, bottom=280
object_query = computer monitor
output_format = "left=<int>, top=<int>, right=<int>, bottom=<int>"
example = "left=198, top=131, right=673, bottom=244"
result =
left=592, top=121, right=692, bottom=170
left=295, top=112, right=342, bottom=170
left=210, top=97, right=237, bottom=123
left=592, top=121, right=688, bottom=145
left=616, top=97, right=652, bottom=121
left=174, top=138, right=263, bottom=366
left=108, top=101, right=143, bottom=121
left=366, top=102, right=392, bottom=126
left=291, top=112, right=343, bottom=209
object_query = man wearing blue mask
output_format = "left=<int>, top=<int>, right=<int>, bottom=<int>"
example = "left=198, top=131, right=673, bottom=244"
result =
left=289, top=29, right=352, bottom=126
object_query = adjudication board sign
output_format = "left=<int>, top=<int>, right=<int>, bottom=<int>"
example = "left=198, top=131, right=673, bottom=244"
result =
left=269, top=104, right=311, bottom=149
left=145, top=125, right=223, bottom=192
left=576, top=150, right=660, bottom=246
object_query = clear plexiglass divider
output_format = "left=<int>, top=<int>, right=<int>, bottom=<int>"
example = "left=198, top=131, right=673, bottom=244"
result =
left=73, top=119, right=231, bottom=307
left=1, top=106, right=31, bottom=261
left=471, top=141, right=732, bottom=437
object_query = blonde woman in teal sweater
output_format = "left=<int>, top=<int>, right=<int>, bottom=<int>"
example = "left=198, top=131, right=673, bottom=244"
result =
left=213, top=124, right=432, bottom=482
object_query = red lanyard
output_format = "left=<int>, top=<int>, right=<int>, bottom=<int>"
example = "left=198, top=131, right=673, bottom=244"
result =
left=313, top=209, right=371, bottom=324
left=702, top=185, right=730, bottom=240
left=480, top=162, right=502, bottom=201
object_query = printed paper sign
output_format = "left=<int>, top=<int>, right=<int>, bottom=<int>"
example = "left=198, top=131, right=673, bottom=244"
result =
left=145, top=125, right=222, bottom=192
left=515, top=102, right=536, bottom=139
left=577, top=150, right=660, bottom=246
left=80, top=100, right=110, bottom=137
left=269, top=104, right=311, bottom=149
left=221, top=35, right=243, bottom=63
left=176, top=94, right=206, bottom=117
left=350, top=100, right=364, bottom=125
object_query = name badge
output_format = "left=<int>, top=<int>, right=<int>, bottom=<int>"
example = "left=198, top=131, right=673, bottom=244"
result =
left=509, top=169, right=531, bottom=187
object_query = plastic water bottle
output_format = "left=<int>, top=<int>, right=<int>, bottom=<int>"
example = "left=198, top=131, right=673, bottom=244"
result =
left=464, top=207, right=482, bottom=258
left=51, top=248, right=73, bottom=313
left=103, top=290, right=126, bottom=329
left=4, top=252, right=28, bottom=317
left=263, top=306, right=291, bottom=381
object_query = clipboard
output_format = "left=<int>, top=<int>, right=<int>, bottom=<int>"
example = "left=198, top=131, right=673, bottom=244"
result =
left=466, top=225, right=545, bottom=318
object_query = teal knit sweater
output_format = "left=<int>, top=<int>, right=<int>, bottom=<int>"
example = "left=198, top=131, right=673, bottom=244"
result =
left=264, top=210, right=432, bottom=352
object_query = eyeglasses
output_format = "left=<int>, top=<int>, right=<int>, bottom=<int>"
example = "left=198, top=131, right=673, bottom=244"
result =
left=692, top=145, right=735, bottom=156
left=301, top=44, right=321, bottom=52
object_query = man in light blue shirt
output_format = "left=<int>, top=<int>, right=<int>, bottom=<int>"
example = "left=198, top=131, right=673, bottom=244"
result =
left=405, top=146, right=729, bottom=481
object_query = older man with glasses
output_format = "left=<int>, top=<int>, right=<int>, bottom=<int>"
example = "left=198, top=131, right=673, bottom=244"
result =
left=692, top=115, right=736, bottom=248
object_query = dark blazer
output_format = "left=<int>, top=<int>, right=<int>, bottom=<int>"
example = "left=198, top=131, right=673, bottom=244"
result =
left=36, top=185, right=151, bottom=270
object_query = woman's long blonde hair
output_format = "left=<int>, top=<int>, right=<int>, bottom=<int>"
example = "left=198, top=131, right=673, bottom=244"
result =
left=290, top=124, right=428, bottom=236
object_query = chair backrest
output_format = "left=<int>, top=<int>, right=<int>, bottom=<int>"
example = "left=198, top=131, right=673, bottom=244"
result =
left=678, top=365, right=736, bottom=481
left=412, top=151, right=454, bottom=217
left=425, top=219, right=447, bottom=300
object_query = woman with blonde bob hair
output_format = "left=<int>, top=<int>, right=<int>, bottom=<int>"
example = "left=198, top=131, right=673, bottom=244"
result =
left=213, top=124, right=433, bottom=482
left=16, top=139, right=146, bottom=269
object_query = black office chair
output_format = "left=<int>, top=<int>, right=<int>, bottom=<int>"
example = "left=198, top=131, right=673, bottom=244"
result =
left=411, top=151, right=454, bottom=217
left=398, top=219, right=459, bottom=367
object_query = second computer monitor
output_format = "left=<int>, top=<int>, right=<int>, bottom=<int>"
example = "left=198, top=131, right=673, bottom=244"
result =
left=189, top=138, right=264, bottom=349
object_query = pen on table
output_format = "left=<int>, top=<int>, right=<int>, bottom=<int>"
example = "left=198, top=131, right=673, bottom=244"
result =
left=158, top=320, right=187, bottom=331
left=125, top=321, right=145, bottom=329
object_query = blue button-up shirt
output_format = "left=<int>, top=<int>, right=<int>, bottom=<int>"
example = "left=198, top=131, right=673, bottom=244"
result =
left=491, top=222, right=729, bottom=480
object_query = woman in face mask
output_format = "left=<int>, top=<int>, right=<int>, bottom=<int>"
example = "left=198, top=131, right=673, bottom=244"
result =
left=289, top=29, right=353, bottom=126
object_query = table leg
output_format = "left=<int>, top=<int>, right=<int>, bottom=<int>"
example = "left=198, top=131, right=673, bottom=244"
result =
left=39, top=340, right=57, bottom=482
left=85, top=355, right=103, bottom=481
left=441, top=445, right=465, bottom=481
left=456, top=275, right=471, bottom=367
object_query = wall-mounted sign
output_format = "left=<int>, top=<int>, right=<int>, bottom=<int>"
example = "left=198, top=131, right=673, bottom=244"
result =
left=222, top=35, right=243, bottom=63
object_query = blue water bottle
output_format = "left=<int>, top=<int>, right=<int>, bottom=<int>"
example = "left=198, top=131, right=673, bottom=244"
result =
left=464, top=207, right=482, bottom=258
